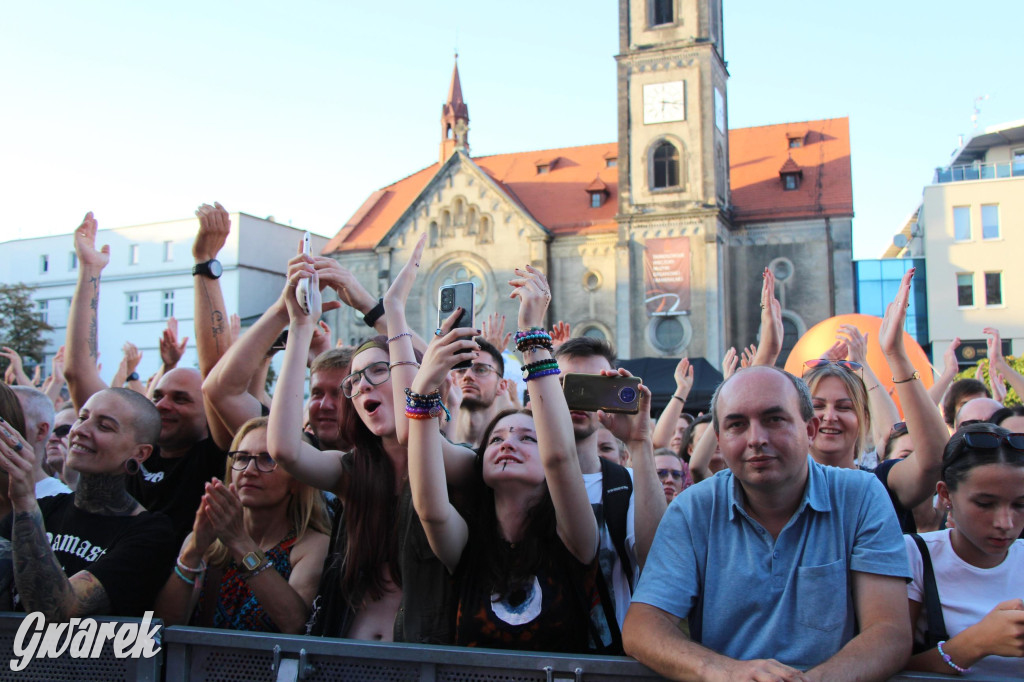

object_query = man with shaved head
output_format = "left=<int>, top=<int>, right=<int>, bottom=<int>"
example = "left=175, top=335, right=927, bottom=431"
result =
left=624, top=366, right=912, bottom=681
left=954, top=396, right=1004, bottom=430
left=10, top=387, right=70, bottom=499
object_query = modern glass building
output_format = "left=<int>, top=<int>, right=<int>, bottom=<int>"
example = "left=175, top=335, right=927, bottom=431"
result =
left=854, top=257, right=929, bottom=352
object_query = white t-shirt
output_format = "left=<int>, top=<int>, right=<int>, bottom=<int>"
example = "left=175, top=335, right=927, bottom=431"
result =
left=583, top=467, right=637, bottom=631
left=35, top=476, right=71, bottom=499
left=905, top=529, right=1024, bottom=678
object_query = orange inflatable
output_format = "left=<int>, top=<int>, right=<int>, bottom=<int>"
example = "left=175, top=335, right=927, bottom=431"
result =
left=783, top=313, right=933, bottom=416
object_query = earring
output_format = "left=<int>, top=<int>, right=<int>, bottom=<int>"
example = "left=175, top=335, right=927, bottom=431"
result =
left=124, top=458, right=140, bottom=475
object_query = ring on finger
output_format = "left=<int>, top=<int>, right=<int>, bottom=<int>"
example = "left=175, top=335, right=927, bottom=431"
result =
left=434, top=328, right=443, bottom=337
left=13, top=442, right=23, bottom=453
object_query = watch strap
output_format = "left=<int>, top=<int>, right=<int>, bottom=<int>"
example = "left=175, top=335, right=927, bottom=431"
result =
left=363, top=298, right=385, bottom=328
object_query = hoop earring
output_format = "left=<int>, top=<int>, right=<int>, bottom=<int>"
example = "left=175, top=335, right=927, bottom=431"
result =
left=124, top=458, right=141, bottom=476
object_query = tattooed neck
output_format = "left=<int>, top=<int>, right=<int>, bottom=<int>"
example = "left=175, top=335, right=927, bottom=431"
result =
left=75, top=474, right=139, bottom=516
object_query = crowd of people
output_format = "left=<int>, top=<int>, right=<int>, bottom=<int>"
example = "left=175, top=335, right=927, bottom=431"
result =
left=0, top=204, right=1021, bottom=680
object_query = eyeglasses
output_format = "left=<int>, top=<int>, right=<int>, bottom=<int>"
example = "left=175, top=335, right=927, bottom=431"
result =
left=52, top=424, right=72, bottom=438
left=453, top=363, right=498, bottom=378
left=229, top=451, right=278, bottom=473
left=341, top=361, right=392, bottom=398
left=657, top=468, right=684, bottom=480
left=961, top=431, right=1024, bottom=452
left=802, top=359, right=863, bottom=377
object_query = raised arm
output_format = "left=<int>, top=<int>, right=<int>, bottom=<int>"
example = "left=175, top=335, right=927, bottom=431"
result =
left=192, top=202, right=233, bottom=377
left=406, top=314, right=475, bottom=573
left=878, top=268, right=949, bottom=509
left=985, top=327, right=1024, bottom=399
left=266, top=262, right=346, bottom=492
left=688, top=421, right=718, bottom=482
left=751, top=268, right=783, bottom=367
left=42, top=347, right=66, bottom=408
left=927, top=338, right=960, bottom=406
left=836, top=324, right=899, bottom=453
left=64, top=213, right=111, bottom=410
left=512, top=265, right=597, bottom=564
left=0, top=422, right=110, bottom=620
left=652, top=358, right=692, bottom=449
left=0, top=348, right=33, bottom=387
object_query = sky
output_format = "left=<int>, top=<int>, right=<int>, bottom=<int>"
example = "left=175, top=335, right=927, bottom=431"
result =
left=2, top=1, right=1021, bottom=260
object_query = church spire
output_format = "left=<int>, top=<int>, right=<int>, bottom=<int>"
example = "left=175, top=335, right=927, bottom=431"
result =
left=440, top=54, right=470, bottom=163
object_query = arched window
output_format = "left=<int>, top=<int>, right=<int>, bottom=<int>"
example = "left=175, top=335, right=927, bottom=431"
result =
left=652, top=142, right=680, bottom=189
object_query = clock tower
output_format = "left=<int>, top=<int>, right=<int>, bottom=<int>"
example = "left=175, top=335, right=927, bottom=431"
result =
left=614, top=0, right=730, bottom=360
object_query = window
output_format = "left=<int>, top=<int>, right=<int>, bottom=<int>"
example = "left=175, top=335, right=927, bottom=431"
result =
left=590, top=192, right=604, bottom=208
left=953, top=206, right=971, bottom=241
left=981, top=204, right=999, bottom=239
left=652, top=141, right=679, bottom=189
left=40, top=254, right=49, bottom=273
left=605, top=158, right=617, bottom=168
left=127, top=293, right=139, bottom=321
left=782, top=173, right=799, bottom=190
left=536, top=164, right=550, bottom=174
left=651, top=0, right=673, bottom=26
left=788, top=138, right=802, bottom=149
left=36, top=300, right=49, bottom=325
left=129, top=244, right=140, bottom=265
left=163, top=240, right=174, bottom=261
left=162, top=291, right=174, bottom=319
left=956, top=273, right=974, bottom=307
left=985, top=272, right=1002, bottom=306
left=69, top=251, right=77, bottom=270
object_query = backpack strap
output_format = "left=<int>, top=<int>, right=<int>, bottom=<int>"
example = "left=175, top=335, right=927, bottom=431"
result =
left=600, top=457, right=635, bottom=595
left=910, top=533, right=949, bottom=651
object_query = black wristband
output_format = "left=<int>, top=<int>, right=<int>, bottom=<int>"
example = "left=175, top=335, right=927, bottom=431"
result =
left=363, top=298, right=385, bottom=328
left=127, top=372, right=140, bottom=382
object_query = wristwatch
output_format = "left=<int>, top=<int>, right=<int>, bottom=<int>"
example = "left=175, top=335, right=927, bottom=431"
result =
left=127, top=372, right=140, bottom=382
left=192, top=259, right=223, bottom=279
left=239, top=549, right=265, bottom=572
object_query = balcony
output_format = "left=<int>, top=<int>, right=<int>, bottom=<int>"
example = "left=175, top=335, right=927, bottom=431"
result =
left=934, top=161, right=1024, bottom=184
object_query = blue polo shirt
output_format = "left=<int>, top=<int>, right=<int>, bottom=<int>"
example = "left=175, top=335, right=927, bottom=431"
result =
left=632, top=456, right=910, bottom=668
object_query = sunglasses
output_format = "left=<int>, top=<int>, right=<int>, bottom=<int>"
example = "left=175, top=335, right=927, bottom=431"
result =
left=888, top=421, right=908, bottom=440
left=52, top=424, right=72, bottom=438
left=802, top=359, right=863, bottom=377
left=657, top=468, right=684, bottom=480
left=229, top=451, right=278, bottom=473
left=961, top=431, right=1024, bottom=452
left=341, top=361, right=392, bottom=398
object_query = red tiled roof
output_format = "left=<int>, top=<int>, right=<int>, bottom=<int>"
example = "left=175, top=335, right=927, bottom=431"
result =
left=778, top=156, right=802, bottom=175
left=325, top=117, right=853, bottom=254
left=586, top=176, right=610, bottom=193
left=728, top=117, right=853, bottom=223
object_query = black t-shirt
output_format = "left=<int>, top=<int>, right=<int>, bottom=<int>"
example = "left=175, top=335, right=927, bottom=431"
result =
left=0, top=494, right=177, bottom=616
left=128, top=437, right=227, bottom=543
left=874, top=458, right=916, bottom=533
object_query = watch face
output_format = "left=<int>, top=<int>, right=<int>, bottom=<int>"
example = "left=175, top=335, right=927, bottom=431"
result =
left=643, top=81, right=685, bottom=124
left=242, top=552, right=262, bottom=571
left=208, top=259, right=223, bottom=278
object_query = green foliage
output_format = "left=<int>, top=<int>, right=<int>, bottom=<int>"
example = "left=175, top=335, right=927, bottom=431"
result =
left=954, top=356, right=1024, bottom=407
left=0, top=284, right=53, bottom=372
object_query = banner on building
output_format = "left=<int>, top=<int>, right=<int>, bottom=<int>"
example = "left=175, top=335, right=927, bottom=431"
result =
left=643, top=237, right=691, bottom=316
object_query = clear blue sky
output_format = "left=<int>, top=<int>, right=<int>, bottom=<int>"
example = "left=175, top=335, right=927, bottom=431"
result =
left=2, top=1, right=1021, bottom=259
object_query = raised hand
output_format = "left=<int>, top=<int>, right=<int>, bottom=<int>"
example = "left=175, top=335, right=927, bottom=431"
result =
left=193, top=202, right=231, bottom=262
left=229, top=313, right=241, bottom=343
left=74, top=212, right=110, bottom=270
left=313, top=257, right=375, bottom=314
left=721, top=347, right=739, bottom=380
left=879, top=268, right=914, bottom=359
left=51, top=347, right=66, bottom=384
left=983, top=327, right=1006, bottom=371
left=201, top=479, right=248, bottom=550
left=481, top=312, right=512, bottom=352
left=550, top=320, right=571, bottom=349
left=308, top=320, right=333, bottom=365
left=753, top=267, right=783, bottom=365
left=989, top=366, right=1008, bottom=403
left=673, top=357, right=694, bottom=400
left=381, top=233, right=428, bottom=313
left=836, top=324, right=869, bottom=364
left=0, top=348, right=29, bottom=386
left=739, top=344, right=757, bottom=369
left=0, top=416, right=39, bottom=509
left=123, top=342, right=143, bottom=374
left=597, top=368, right=653, bottom=444
left=413, top=310, right=481, bottom=395
left=941, top=337, right=961, bottom=377
left=509, top=265, right=551, bottom=330
left=159, top=317, right=189, bottom=369
left=820, top=339, right=848, bottom=363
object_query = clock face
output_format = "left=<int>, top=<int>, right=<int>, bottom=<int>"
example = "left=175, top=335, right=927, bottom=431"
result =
left=643, top=81, right=685, bottom=124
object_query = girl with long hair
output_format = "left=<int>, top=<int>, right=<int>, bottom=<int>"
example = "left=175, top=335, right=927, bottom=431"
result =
left=155, top=417, right=330, bottom=633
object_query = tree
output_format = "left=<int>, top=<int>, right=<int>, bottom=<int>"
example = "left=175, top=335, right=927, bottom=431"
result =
left=955, top=357, right=1024, bottom=407
left=0, top=284, right=53, bottom=374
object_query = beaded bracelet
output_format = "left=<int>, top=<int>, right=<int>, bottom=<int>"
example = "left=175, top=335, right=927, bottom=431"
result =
left=176, top=556, right=207, bottom=574
left=386, top=332, right=412, bottom=344
left=515, top=328, right=553, bottom=353
left=404, top=388, right=452, bottom=422
left=936, top=641, right=972, bottom=674
left=522, top=359, right=560, bottom=381
left=173, top=566, right=196, bottom=586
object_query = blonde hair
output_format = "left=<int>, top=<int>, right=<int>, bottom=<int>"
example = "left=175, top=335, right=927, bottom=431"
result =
left=206, top=417, right=330, bottom=568
left=802, top=364, right=869, bottom=460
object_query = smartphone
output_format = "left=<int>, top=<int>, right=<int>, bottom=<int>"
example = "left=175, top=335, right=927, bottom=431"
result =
left=296, top=231, right=312, bottom=315
left=438, top=282, right=475, bottom=369
left=267, top=330, right=288, bottom=356
left=562, top=373, right=641, bottom=414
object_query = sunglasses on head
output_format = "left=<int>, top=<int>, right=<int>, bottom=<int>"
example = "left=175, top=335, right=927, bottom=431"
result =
left=802, top=359, right=863, bottom=377
left=52, top=424, right=72, bottom=438
left=961, top=431, right=1024, bottom=452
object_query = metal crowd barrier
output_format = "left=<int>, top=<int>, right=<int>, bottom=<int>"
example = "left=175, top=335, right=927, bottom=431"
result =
left=0, top=613, right=1016, bottom=681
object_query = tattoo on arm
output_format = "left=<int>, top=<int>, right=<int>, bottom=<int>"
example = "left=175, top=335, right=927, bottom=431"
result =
left=0, top=539, right=12, bottom=595
left=12, top=508, right=74, bottom=621
left=87, top=277, right=100, bottom=359
left=68, top=571, right=111, bottom=617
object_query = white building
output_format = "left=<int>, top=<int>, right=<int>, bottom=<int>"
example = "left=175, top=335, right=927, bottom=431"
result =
left=0, top=213, right=326, bottom=383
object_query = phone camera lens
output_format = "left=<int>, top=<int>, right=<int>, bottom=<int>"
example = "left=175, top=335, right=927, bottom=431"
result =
left=618, top=386, right=637, bottom=404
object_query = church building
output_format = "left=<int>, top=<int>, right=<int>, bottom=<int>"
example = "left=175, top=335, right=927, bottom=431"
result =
left=323, top=0, right=854, bottom=366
